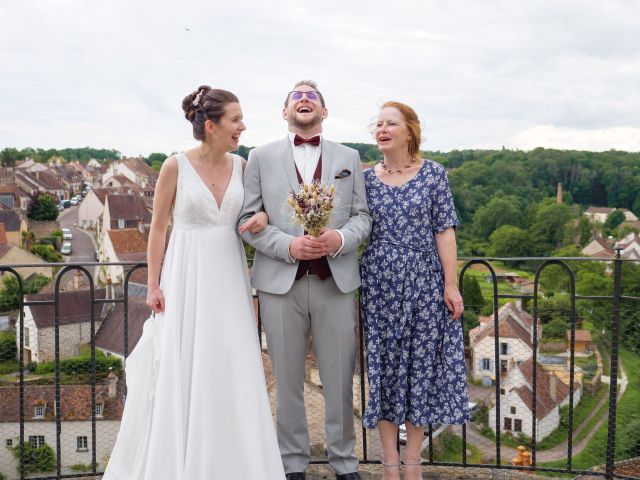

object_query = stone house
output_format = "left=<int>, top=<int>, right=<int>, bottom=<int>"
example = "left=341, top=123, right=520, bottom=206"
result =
left=101, top=194, right=151, bottom=233
left=15, top=170, right=66, bottom=202
left=102, top=158, right=158, bottom=189
left=469, top=302, right=540, bottom=385
left=98, top=229, right=147, bottom=285
left=78, top=188, right=115, bottom=229
left=584, top=207, right=638, bottom=224
left=19, top=289, right=106, bottom=363
left=489, top=357, right=582, bottom=441
left=0, top=226, right=53, bottom=281
left=615, top=232, right=640, bottom=260
left=581, top=233, right=615, bottom=259
left=0, top=378, right=122, bottom=478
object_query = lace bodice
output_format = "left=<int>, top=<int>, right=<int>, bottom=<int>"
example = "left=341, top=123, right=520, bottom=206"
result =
left=173, top=153, right=244, bottom=229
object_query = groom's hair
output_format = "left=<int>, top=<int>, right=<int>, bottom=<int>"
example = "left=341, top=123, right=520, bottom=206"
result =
left=284, top=80, right=326, bottom=108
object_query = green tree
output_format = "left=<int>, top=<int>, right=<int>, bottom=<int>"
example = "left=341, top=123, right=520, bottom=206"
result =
left=12, top=441, right=55, bottom=475
left=145, top=152, right=167, bottom=166
left=0, top=274, right=50, bottom=311
left=0, top=332, right=17, bottom=361
left=603, top=209, right=626, bottom=231
left=577, top=216, right=592, bottom=246
left=530, top=201, right=572, bottom=253
left=0, top=147, right=25, bottom=166
left=472, top=196, right=524, bottom=239
left=27, top=194, right=58, bottom=221
left=488, top=225, right=534, bottom=264
left=462, top=275, right=485, bottom=313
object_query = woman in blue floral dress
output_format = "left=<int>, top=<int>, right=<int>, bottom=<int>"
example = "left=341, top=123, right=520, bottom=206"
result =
left=360, top=102, right=470, bottom=480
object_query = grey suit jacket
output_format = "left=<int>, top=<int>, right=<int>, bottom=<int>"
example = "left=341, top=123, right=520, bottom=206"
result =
left=238, top=136, right=372, bottom=295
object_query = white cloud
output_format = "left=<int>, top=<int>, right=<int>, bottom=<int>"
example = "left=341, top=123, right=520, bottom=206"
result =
left=1, top=0, right=638, bottom=155
left=509, top=125, right=640, bottom=152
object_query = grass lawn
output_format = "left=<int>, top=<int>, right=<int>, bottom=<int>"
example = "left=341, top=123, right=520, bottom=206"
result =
left=0, top=360, right=19, bottom=375
left=460, top=268, right=524, bottom=311
left=430, top=430, right=483, bottom=464
left=539, top=348, right=640, bottom=471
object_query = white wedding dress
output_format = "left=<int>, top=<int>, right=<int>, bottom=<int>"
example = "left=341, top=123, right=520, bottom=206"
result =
left=103, top=153, right=285, bottom=479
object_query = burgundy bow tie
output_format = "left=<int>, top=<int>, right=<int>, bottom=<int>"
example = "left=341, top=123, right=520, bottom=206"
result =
left=294, top=135, right=320, bottom=147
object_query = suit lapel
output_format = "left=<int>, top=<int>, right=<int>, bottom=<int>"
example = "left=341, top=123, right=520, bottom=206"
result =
left=279, top=137, right=300, bottom=192
left=320, top=138, right=334, bottom=186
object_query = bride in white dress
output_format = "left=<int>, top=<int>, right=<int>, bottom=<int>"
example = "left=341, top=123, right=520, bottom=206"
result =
left=102, top=86, right=286, bottom=479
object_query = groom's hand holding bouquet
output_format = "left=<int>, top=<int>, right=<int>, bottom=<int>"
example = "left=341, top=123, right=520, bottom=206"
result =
left=287, top=180, right=341, bottom=260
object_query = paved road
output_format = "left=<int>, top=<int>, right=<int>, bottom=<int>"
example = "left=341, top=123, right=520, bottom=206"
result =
left=58, top=205, right=96, bottom=263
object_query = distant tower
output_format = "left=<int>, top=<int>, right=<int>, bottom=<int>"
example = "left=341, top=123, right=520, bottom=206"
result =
left=557, top=182, right=563, bottom=204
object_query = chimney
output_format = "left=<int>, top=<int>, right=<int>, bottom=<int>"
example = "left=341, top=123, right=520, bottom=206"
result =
left=107, top=368, right=118, bottom=398
left=549, top=373, right=557, bottom=402
left=556, top=182, right=563, bottom=204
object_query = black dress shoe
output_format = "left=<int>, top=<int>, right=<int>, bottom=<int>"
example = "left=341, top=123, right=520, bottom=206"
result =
left=336, top=473, right=361, bottom=480
left=285, top=473, right=305, bottom=480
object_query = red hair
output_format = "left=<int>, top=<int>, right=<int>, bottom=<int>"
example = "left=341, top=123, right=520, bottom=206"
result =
left=382, top=101, right=422, bottom=160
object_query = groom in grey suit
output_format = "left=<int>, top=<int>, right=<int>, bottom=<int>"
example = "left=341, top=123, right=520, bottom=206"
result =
left=238, top=80, right=371, bottom=480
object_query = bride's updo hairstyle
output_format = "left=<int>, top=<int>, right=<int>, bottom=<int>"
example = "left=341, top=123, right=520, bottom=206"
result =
left=182, top=85, right=239, bottom=141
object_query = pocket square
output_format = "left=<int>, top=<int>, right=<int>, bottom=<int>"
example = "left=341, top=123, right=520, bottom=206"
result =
left=334, top=168, right=352, bottom=179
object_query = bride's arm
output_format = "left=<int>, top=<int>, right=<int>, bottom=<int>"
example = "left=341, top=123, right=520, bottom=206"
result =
left=146, top=156, right=178, bottom=313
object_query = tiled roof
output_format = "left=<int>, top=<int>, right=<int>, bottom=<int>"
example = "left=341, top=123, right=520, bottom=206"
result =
left=123, top=158, right=158, bottom=179
left=0, top=382, right=122, bottom=422
left=94, top=295, right=150, bottom=356
left=26, top=289, right=107, bottom=329
left=472, top=302, right=536, bottom=347
left=107, top=229, right=147, bottom=256
left=569, top=329, right=592, bottom=342
left=106, top=195, right=151, bottom=223
left=514, top=357, right=580, bottom=418
left=90, top=187, right=118, bottom=205
left=585, top=207, right=614, bottom=214
left=17, top=170, right=65, bottom=190
left=0, top=209, right=21, bottom=231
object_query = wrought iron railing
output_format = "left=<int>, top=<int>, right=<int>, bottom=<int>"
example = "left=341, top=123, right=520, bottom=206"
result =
left=0, top=253, right=638, bottom=479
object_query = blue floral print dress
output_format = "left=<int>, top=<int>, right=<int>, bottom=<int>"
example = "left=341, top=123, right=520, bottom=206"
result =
left=360, top=160, right=470, bottom=428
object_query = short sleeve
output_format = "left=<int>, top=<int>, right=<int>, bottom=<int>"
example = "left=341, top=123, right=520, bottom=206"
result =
left=431, top=163, right=459, bottom=233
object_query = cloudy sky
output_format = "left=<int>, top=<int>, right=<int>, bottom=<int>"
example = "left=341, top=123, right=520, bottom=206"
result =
left=1, top=0, right=639, bottom=156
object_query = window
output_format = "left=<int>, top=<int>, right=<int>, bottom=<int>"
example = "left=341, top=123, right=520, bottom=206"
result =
left=504, top=418, right=512, bottom=430
left=500, top=388, right=506, bottom=395
left=95, top=403, right=104, bottom=417
left=482, top=358, right=491, bottom=370
left=34, top=404, right=45, bottom=418
left=6, top=439, right=12, bottom=447
left=500, top=360, right=508, bottom=374
left=24, top=327, right=30, bottom=347
left=117, top=219, right=125, bottom=228
left=500, top=342, right=509, bottom=355
left=510, top=406, right=516, bottom=414
left=28, top=436, right=45, bottom=449
left=514, top=419, right=522, bottom=432
left=77, top=436, right=88, bottom=451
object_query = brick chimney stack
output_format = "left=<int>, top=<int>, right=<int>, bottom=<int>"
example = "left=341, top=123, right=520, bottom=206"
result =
left=557, top=182, right=563, bottom=204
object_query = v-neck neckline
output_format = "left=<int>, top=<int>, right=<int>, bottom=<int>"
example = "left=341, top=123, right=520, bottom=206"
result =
left=182, top=152, right=234, bottom=211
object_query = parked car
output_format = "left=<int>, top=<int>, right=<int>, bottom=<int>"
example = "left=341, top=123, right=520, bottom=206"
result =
left=60, top=242, right=72, bottom=255
left=70, top=198, right=79, bottom=206
left=62, top=200, right=71, bottom=208
left=57, top=203, right=64, bottom=212
left=61, top=228, right=73, bottom=241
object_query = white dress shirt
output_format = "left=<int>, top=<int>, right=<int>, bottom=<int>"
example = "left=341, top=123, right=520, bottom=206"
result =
left=287, top=132, right=344, bottom=258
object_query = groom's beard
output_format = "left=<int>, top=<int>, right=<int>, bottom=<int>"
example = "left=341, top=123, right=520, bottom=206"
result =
left=290, top=113, right=323, bottom=131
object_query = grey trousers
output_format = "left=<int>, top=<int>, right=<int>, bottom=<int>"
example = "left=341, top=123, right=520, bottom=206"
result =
left=259, top=274, right=358, bottom=475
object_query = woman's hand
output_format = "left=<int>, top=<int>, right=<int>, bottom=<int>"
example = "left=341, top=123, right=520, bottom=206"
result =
left=239, top=211, right=269, bottom=234
left=146, top=286, right=165, bottom=313
left=444, top=284, right=464, bottom=320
